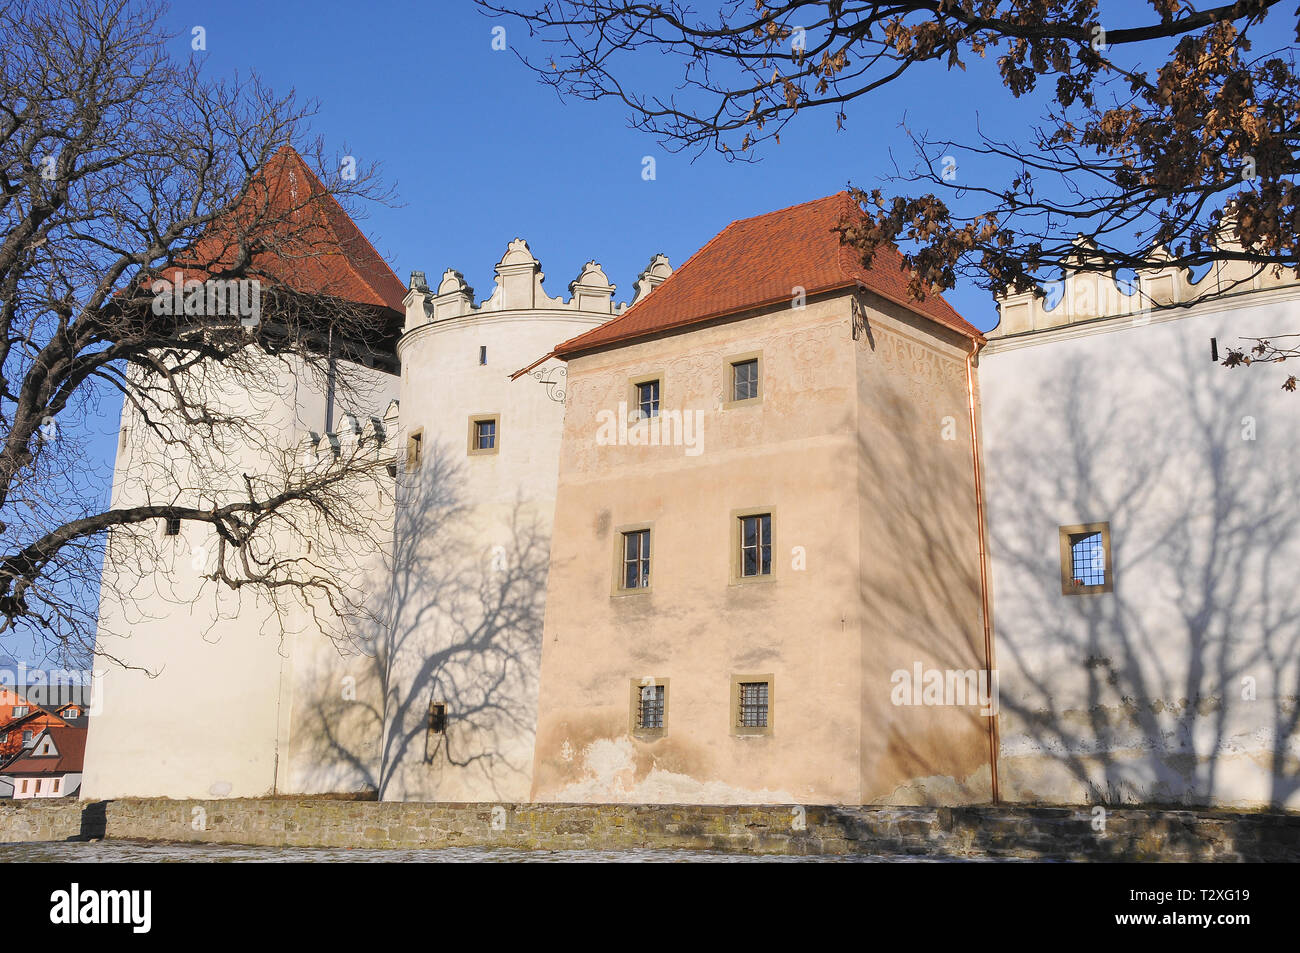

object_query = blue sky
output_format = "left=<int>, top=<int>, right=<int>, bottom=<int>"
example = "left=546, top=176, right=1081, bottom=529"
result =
left=161, top=0, right=1025, bottom=328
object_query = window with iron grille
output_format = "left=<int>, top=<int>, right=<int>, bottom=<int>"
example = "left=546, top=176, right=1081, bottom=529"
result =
left=621, top=529, right=651, bottom=589
left=738, top=681, right=769, bottom=728
left=1059, top=522, right=1112, bottom=594
left=474, top=419, right=496, bottom=450
left=1070, top=532, right=1105, bottom=586
left=731, top=359, right=759, bottom=402
left=636, top=379, right=660, bottom=419
left=637, top=684, right=665, bottom=730
left=739, top=514, right=772, bottom=577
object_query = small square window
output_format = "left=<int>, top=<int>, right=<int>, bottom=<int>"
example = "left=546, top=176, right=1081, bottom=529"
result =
left=732, top=359, right=759, bottom=402
left=636, top=379, right=660, bottom=419
left=467, top=414, right=500, bottom=455
left=730, top=674, right=774, bottom=735
left=723, top=352, right=763, bottom=408
left=1059, top=522, right=1113, bottom=594
left=620, top=529, right=651, bottom=590
left=164, top=517, right=181, bottom=537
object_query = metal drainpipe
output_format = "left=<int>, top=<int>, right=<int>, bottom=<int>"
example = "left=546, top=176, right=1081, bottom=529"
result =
left=966, top=338, right=1000, bottom=804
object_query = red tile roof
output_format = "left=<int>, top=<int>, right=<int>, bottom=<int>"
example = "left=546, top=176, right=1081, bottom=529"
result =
left=171, top=146, right=406, bottom=316
left=5, top=725, right=86, bottom=775
left=540, top=192, right=981, bottom=365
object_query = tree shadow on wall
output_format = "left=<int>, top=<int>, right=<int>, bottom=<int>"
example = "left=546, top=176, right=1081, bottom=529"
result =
left=287, top=442, right=550, bottom=800
left=851, top=333, right=996, bottom=803
left=984, top=333, right=1300, bottom=822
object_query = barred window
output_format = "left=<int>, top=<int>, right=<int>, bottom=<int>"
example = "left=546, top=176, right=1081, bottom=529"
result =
left=1070, top=532, right=1105, bottom=586
left=738, top=681, right=769, bottom=728
left=637, top=684, right=665, bottom=730
left=1059, top=522, right=1112, bottom=594
left=622, top=529, right=651, bottom=589
left=731, top=359, right=759, bottom=402
left=164, top=517, right=181, bottom=537
left=740, top=514, right=772, bottom=577
left=636, top=379, right=660, bottom=419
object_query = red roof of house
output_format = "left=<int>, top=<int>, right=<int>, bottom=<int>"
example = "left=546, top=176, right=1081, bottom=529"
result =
left=5, top=725, right=86, bottom=775
left=167, top=145, right=406, bottom=316
left=539, top=192, right=981, bottom=364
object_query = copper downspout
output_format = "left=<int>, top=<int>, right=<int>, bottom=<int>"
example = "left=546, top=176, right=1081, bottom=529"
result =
left=966, top=338, right=1000, bottom=804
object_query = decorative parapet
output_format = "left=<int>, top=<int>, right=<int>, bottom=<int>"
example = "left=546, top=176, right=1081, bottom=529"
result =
left=991, top=236, right=1300, bottom=339
left=631, top=253, right=672, bottom=305
left=402, top=242, right=672, bottom=333
left=299, top=411, right=390, bottom=467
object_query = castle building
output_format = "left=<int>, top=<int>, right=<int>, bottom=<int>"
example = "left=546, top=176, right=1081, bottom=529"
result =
left=518, top=194, right=994, bottom=804
left=81, top=161, right=1300, bottom=809
left=983, top=246, right=1300, bottom=808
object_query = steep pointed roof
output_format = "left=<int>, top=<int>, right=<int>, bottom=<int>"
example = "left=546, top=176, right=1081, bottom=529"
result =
left=5, top=725, right=86, bottom=775
left=525, top=192, right=980, bottom=371
left=179, top=145, right=406, bottom=316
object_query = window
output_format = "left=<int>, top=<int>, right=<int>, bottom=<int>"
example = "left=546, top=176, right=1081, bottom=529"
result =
left=724, top=351, right=763, bottom=407
left=39, top=740, right=50, bottom=754
left=730, top=674, right=774, bottom=735
left=731, top=508, right=775, bottom=584
left=621, top=529, right=651, bottom=590
left=738, top=682, right=768, bottom=727
left=479, top=345, right=487, bottom=366
left=739, top=514, right=772, bottom=577
left=22, top=730, right=33, bottom=747
left=635, top=379, right=660, bottom=419
left=12, top=706, right=27, bottom=717
left=52, top=779, right=60, bottom=793
left=629, top=679, right=668, bottom=736
left=1059, top=522, right=1113, bottom=595
left=64, top=708, right=78, bottom=718
left=467, top=414, right=500, bottom=455
left=164, top=517, right=181, bottom=537
left=407, top=429, right=423, bottom=471
left=428, top=702, right=447, bottom=734
left=20, top=780, right=27, bottom=794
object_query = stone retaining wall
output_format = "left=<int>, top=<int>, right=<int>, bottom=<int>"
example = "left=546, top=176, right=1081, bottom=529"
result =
left=2, top=799, right=1297, bottom=860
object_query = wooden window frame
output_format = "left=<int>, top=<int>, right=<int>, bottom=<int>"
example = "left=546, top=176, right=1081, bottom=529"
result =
left=730, top=507, right=776, bottom=585
left=612, top=522, right=654, bottom=596
left=627, top=372, right=664, bottom=422
left=723, top=350, right=764, bottom=408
